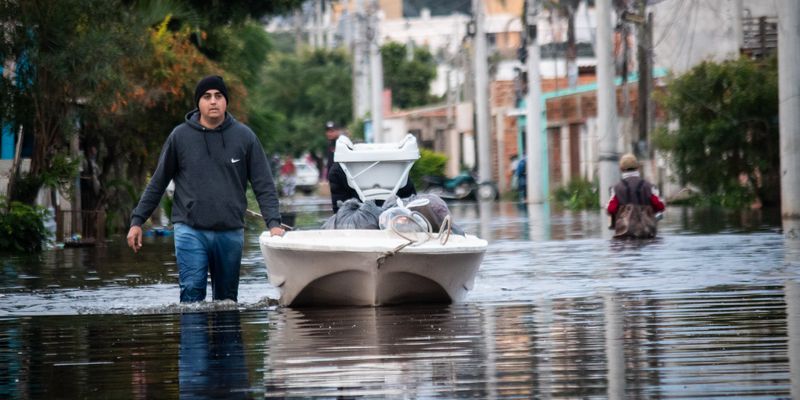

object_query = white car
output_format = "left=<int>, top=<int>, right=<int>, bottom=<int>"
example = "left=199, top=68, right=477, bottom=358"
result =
left=294, top=159, right=320, bottom=194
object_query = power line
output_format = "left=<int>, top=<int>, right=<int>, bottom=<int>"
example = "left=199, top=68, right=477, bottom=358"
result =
left=683, top=0, right=700, bottom=71
left=650, top=0, right=687, bottom=51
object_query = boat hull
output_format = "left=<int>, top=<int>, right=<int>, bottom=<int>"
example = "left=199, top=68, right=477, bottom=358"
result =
left=260, top=229, right=487, bottom=307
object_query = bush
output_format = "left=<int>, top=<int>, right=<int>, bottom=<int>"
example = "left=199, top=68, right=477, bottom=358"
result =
left=410, top=148, right=447, bottom=188
left=552, top=179, right=600, bottom=210
left=672, top=185, right=755, bottom=209
left=0, top=198, right=50, bottom=253
left=655, top=57, right=779, bottom=208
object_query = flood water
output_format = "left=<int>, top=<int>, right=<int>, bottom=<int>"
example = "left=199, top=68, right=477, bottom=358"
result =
left=2, top=199, right=800, bottom=398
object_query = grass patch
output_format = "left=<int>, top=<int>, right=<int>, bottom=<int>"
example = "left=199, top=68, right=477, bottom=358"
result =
left=551, top=179, right=600, bottom=210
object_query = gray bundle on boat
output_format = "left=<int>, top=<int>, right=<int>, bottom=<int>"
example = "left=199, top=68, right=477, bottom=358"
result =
left=403, top=193, right=465, bottom=235
left=321, top=198, right=385, bottom=229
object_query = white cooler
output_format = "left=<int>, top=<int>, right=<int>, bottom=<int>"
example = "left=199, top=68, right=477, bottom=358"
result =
left=334, top=134, right=420, bottom=202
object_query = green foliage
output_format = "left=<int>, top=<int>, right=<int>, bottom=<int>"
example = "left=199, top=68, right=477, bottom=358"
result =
left=347, top=118, right=366, bottom=142
left=40, top=153, right=80, bottom=190
left=9, top=174, right=44, bottom=205
left=1, top=0, right=141, bottom=183
left=0, top=198, right=49, bottom=253
left=7, top=154, right=78, bottom=204
left=410, top=148, right=448, bottom=188
left=183, top=0, right=303, bottom=26
left=655, top=57, right=779, bottom=208
left=381, top=42, right=439, bottom=109
left=204, top=20, right=273, bottom=88
left=254, top=48, right=353, bottom=156
left=551, top=179, right=600, bottom=210
left=666, top=185, right=754, bottom=209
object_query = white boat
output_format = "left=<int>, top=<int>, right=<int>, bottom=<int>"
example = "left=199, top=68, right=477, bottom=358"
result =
left=259, top=229, right=487, bottom=306
left=259, top=134, right=488, bottom=307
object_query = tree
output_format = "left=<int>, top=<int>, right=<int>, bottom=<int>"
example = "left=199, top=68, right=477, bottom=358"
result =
left=381, top=42, right=439, bottom=109
left=654, top=57, right=779, bottom=207
left=87, top=20, right=246, bottom=229
left=182, top=0, right=302, bottom=25
left=0, top=0, right=139, bottom=203
left=254, top=48, right=352, bottom=157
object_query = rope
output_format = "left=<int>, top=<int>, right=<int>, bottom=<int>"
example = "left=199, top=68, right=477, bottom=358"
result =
left=437, top=215, right=452, bottom=245
left=376, top=213, right=454, bottom=268
left=246, top=209, right=293, bottom=231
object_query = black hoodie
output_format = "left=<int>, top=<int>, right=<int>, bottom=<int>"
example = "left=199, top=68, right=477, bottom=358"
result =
left=131, top=110, right=281, bottom=230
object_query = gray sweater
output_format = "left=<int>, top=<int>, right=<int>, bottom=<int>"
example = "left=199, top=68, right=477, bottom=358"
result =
left=131, top=110, right=281, bottom=230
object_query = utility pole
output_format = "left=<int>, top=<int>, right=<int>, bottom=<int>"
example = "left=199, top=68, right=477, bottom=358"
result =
left=293, top=9, right=304, bottom=53
left=597, top=0, right=619, bottom=207
left=566, top=4, right=578, bottom=89
left=778, top=0, right=800, bottom=238
left=313, top=0, right=323, bottom=48
left=352, top=0, right=370, bottom=121
left=619, top=11, right=632, bottom=119
left=525, top=0, right=546, bottom=203
left=635, top=0, right=652, bottom=159
left=472, top=0, right=493, bottom=190
left=368, top=0, right=384, bottom=142
left=734, top=0, right=744, bottom=51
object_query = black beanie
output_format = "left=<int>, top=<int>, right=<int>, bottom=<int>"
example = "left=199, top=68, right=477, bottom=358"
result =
left=194, top=75, right=229, bottom=108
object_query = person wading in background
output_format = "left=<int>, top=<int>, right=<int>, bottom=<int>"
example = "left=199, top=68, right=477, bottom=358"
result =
left=606, top=153, right=665, bottom=238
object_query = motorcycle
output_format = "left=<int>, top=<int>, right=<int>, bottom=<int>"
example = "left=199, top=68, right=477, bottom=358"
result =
left=422, top=170, right=497, bottom=200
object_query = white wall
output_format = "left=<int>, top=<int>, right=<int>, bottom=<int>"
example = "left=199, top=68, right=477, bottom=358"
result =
left=382, top=118, right=407, bottom=144
left=651, top=0, right=779, bottom=74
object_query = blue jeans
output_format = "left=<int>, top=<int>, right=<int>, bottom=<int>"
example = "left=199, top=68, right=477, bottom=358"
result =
left=173, top=223, right=244, bottom=302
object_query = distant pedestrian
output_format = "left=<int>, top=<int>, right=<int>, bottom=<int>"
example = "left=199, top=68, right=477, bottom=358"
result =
left=324, top=121, right=340, bottom=181
left=515, top=155, right=527, bottom=201
left=606, top=153, right=665, bottom=238
left=280, top=155, right=297, bottom=197
left=508, top=154, right=519, bottom=194
left=127, top=75, right=285, bottom=303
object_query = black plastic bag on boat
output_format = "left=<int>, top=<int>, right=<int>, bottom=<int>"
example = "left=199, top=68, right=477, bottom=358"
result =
left=321, top=198, right=383, bottom=229
left=320, top=213, right=337, bottom=229
left=402, top=193, right=465, bottom=235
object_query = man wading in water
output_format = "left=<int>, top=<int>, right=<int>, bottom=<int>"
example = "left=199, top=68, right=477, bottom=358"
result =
left=606, top=153, right=665, bottom=238
left=127, top=75, right=284, bottom=302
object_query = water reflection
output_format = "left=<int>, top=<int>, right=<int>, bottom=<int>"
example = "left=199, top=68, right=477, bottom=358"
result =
left=674, top=207, right=782, bottom=235
left=263, top=305, right=490, bottom=398
left=786, top=218, right=800, bottom=240
left=479, top=200, right=493, bottom=241
left=526, top=203, right=551, bottom=241
left=787, top=281, right=800, bottom=399
left=603, top=293, right=625, bottom=399
left=179, top=312, right=250, bottom=399
left=1, top=285, right=799, bottom=398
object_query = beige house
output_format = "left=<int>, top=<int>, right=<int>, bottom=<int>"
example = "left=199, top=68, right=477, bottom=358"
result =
left=384, top=102, right=474, bottom=178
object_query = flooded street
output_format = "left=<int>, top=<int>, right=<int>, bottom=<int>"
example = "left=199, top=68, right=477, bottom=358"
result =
left=2, top=200, right=799, bottom=398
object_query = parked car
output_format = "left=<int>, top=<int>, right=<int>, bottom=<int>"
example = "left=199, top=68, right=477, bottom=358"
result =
left=294, top=159, right=320, bottom=194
